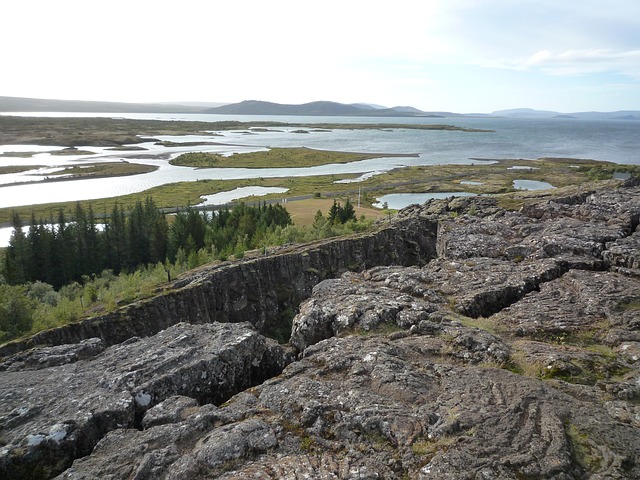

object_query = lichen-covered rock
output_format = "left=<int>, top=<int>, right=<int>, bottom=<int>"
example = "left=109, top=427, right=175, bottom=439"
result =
left=0, top=322, right=292, bottom=480
left=141, top=395, right=199, bottom=429
left=2, top=181, right=640, bottom=479
left=58, top=334, right=638, bottom=479
left=290, top=271, right=446, bottom=350
left=0, top=337, right=104, bottom=372
left=493, top=269, right=640, bottom=338
left=605, top=229, right=640, bottom=270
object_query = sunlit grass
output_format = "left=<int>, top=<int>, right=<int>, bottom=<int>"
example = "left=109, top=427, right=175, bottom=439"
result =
left=2, top=157, right=633, bottom=225
left=170, top=147, right=412, bottom=168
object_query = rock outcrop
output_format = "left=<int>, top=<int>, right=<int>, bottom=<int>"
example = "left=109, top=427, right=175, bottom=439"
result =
left=0, top=322, right=292, bottom=479
left=0, top=217, right=437, bottom=359
left=1, top=180, right=640, bottom=479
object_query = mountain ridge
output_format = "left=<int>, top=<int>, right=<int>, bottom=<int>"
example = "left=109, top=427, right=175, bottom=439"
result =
left=0, top=96, right=220, bottom=113
left=0, top=96, right=638, bottom=119
left=204, top=99, right=451, bottom=117
left=493, top=107, right=640, bottom=120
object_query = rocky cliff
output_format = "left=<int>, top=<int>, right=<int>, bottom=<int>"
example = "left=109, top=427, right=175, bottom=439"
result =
left=1, top=180, right=639, bottom=479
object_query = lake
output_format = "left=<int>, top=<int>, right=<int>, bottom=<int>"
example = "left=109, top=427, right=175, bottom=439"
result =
left=1, top=113, right=638, bottom=211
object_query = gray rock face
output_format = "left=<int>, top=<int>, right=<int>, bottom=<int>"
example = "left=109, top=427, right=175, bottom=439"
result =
left=0, top=337, right=105, bottom=372
left=1, top=182, right=640, bottom=479
left=0, top=218, right=437, bottom=359
left=0, top=322, right=291, bottom=479
left=52, top=334, right=640, bottom=479
left=605, top=229, right=640, bottom=269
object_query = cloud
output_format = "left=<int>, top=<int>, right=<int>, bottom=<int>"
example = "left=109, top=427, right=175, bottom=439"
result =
left=465, top=48, right=640, bottom=81
left=525, top=49, right=640, bottom=78
left=428, top=1, right=640, bottom=80
left=2, top=0, right=639, bottom=111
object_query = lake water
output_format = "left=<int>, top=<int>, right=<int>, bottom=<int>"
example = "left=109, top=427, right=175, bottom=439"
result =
left=200, top=186, right=289, bottom=205
left=1, top=113, right=639, bottom=211
left=373, top=191, right=477, bottom=209
left=513, top=179, right=556, bottom=190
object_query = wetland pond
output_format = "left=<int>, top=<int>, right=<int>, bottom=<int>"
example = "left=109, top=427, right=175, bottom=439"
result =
left=513, top=179, right=556, bottom=190
left=1, top=114, right=638, bottom=209
left=373, top=191, right=477, bottom=210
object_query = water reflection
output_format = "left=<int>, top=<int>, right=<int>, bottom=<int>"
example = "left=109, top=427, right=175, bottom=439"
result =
left=374, top=191, right=476, bottom=209
left=200, top=186, right=289, bottom=205
left=513, top=179, right=556, bottom=190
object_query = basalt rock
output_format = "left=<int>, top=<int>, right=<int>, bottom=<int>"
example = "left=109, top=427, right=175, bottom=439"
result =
left=0, top=218, right=437, bottom=359
left=1, top=181, right=640, bottom=479
left=0, top=322, right=292, bottom=479
left=51, top=335, right=640, bottom=479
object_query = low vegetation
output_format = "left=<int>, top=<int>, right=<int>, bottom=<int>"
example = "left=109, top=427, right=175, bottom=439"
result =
left=2, top=157, right=635, bottom=226
left=170, top=147, right=413, bottom=169
left=0, top=198, right=374, bottom=344
left=2, top=114, right=638, bottom=347
left=0, top=116, right=489, bottom=147
left=0, top=166, right=39, bottom=174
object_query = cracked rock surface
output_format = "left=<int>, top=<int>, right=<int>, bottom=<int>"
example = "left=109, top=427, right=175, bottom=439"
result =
left=0, top=323, right=291, bottom=479
left=1, top=181, right=640, bottom=479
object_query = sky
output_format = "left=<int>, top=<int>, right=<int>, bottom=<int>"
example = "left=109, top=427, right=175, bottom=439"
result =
left=2, top=0, right=640, bottom=113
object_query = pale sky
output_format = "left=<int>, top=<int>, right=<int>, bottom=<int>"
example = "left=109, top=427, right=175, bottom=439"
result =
left=2, top=0, right=639, bottom=113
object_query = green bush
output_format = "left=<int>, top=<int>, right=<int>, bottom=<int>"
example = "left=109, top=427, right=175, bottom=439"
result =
left=0, top=284, right=35, bottom=342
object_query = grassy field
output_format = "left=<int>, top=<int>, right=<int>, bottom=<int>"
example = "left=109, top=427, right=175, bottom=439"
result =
left=43, top=161, right=157, bottom=178
left=1, top=114, right=637, bottom=226
left=0, top=165, right=40, bottom=174
left=2, top=156, right=635, bottom=226
left=283, top=198, right=387, bottom=225
left=170, top=147, right=418, bottom=169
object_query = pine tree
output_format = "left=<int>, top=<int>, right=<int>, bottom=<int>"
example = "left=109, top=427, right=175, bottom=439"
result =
left=4, top=213, right=29, bottom=285
left=339, top=198, right=356, bottom=223
left=328, top=200, right=340, bottom=224
left=54, top=209, right=73, bottom=287
left=109, top=203, right=127, bottom=273
left=127, top=200, right=149, bottom=267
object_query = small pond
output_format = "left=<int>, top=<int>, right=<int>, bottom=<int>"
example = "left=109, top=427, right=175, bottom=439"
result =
left=613, top=171, right=631, bottom=180
left=374, top=191, right=476, bottom=210
left=513, top=179, right=556, bottom=191
left=200, top=186, right=289, bottom=206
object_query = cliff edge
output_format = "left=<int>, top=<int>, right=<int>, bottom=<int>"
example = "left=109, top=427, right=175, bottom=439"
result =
left=1, top=180, right=639, bottom=479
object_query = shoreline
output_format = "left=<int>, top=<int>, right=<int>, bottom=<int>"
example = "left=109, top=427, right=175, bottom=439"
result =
left=0, top=116, right=489, bottom=147
left=0, top=163, right=159, bottom=189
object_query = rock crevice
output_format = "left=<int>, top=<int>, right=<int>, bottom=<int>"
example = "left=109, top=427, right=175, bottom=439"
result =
left=1, top=181, right=640, bottom=479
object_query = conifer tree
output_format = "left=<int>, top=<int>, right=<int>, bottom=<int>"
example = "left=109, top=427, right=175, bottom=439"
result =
left=4, top=213, right=29, bottom=285
left=339, top=198, right=356, bottom=223
left=328, top=200, right=340, bottom=224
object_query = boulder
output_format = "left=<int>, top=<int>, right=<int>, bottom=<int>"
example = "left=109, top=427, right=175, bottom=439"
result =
left=1, top=181, right=639, bottom=479
left=0, top=322, right=292, bottom=479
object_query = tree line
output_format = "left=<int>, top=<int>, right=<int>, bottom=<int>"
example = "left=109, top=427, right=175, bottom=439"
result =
left=0, top=196, right=368, bottom=343
left=1, top=199, right=293, bottom=289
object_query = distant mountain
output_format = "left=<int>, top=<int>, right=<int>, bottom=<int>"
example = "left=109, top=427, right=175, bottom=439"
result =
left=493, top=108, right=640, bottom=121
left=492, top=108, right=561, bottom=118
left=392, top=106, right=425, bottom=114
left=4, top=96, right=635, bottom=120
left=205, top=100, right=438, bottom=117
left=0, top=96, right=225, bottom=113
left=350, top=103, right=387, bottom=110
left=154, top=101, right=228, bottom=108
left=206, top=100, right=362, bottom=116
left=570, top=111, right=640, bottom=121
